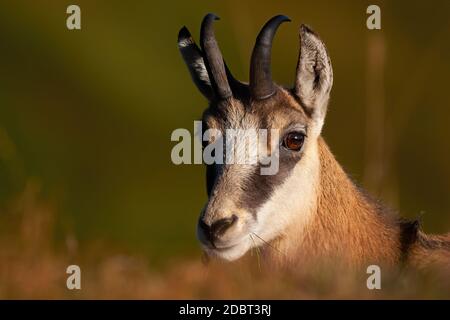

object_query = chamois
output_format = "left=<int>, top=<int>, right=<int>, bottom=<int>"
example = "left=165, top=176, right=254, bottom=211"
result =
left=178, top=13, right=450, bottom=269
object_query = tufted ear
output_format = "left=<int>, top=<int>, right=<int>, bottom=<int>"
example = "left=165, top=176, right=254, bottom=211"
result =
left=178, top=26, right=214, bottom=101
left=294, top=25, right=333, bottom=125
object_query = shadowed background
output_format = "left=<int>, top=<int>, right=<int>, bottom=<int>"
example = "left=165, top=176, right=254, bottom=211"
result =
left=0, top=0, right=449, bottom=270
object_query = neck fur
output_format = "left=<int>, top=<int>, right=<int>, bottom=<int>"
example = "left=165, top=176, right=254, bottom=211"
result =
left=266, top=137, right=402, bottom=268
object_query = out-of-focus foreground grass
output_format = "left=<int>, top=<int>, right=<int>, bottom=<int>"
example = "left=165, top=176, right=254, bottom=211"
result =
left=1, top=0, right=450, bottom=266
left=1, top=1, right=450, bottom=299
left=0, top=181, right=448, bottom=299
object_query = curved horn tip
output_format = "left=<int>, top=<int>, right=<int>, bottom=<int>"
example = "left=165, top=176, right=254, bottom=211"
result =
left=264, top=15, right=291, bottom=27
left=200, top=12, right=233, bottom=100
left=275, top=14, right=291, bottom=22
left=200, top=13, right=221, bottom=44
left=204, top=13, right=220, bottom=22
left=258, top=15, right=291, bottom=39
left=250, top=14, right=291, bottom=100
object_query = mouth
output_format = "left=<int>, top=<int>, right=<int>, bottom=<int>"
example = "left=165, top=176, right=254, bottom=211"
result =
left=202, top=237, right=251, bottom=261
left=202, top=240, right=240, bottom=252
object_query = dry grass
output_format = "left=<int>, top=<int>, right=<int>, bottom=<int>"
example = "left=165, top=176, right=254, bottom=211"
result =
left=0, top=181, right=448, bottom=300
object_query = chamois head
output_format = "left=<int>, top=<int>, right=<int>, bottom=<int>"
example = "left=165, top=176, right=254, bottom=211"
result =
left=178, top=14, right=333, bottom=261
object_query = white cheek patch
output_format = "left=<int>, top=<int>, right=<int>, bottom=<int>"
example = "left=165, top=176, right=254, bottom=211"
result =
left=251, top=140, right=320, bottom=253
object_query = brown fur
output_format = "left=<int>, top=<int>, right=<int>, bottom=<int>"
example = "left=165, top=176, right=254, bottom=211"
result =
left=178, top=17, right=449, bottom=271
left=267, top=137, right=450, bottom=270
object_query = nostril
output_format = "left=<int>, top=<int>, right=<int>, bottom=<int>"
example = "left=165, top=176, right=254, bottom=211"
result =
left=211, top=214, right=238, bottom=239
left=198, top=215, right=238, bottom=248
left=198, top=218, right=215, bottom=247
left=198, top=219, right=211, bottom=234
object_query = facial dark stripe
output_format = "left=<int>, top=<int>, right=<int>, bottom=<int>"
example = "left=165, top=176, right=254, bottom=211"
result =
left=206, top=164, right=216, bottom=197
left=202, top=88, right=310, bottom=217
left=237, top=149, right=301, bottom=217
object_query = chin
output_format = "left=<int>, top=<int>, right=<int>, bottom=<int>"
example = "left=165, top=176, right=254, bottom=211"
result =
left=204, top=240, right=251, bottom=261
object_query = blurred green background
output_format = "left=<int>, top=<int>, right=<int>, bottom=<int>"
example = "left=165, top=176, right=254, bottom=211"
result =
left=0, top=0, right=449, bottom=264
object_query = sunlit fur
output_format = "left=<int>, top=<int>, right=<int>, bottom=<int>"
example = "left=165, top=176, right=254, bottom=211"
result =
left=179, top=17, right=450, bottom=270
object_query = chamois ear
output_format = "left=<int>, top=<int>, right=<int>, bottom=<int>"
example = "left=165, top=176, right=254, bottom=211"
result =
left=294, top=25, right=333, bottom=124
left=178, top=26, right=214, bottom=101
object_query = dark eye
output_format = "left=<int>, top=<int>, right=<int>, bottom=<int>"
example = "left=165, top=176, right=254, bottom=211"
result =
left=283, top=132, right=305, bottom=151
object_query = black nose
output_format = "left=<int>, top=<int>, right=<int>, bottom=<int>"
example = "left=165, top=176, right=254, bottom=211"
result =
left=199, top=215, right=238, bottom=247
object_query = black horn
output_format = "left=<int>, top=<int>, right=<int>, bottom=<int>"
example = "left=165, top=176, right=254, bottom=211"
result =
left=200, top=13, right=232, bottom=100
left=250, top=15, right=291, bottom=100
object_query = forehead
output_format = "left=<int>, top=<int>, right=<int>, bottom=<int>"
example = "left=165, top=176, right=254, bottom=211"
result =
left=202, top=88, right=309, bottom=130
